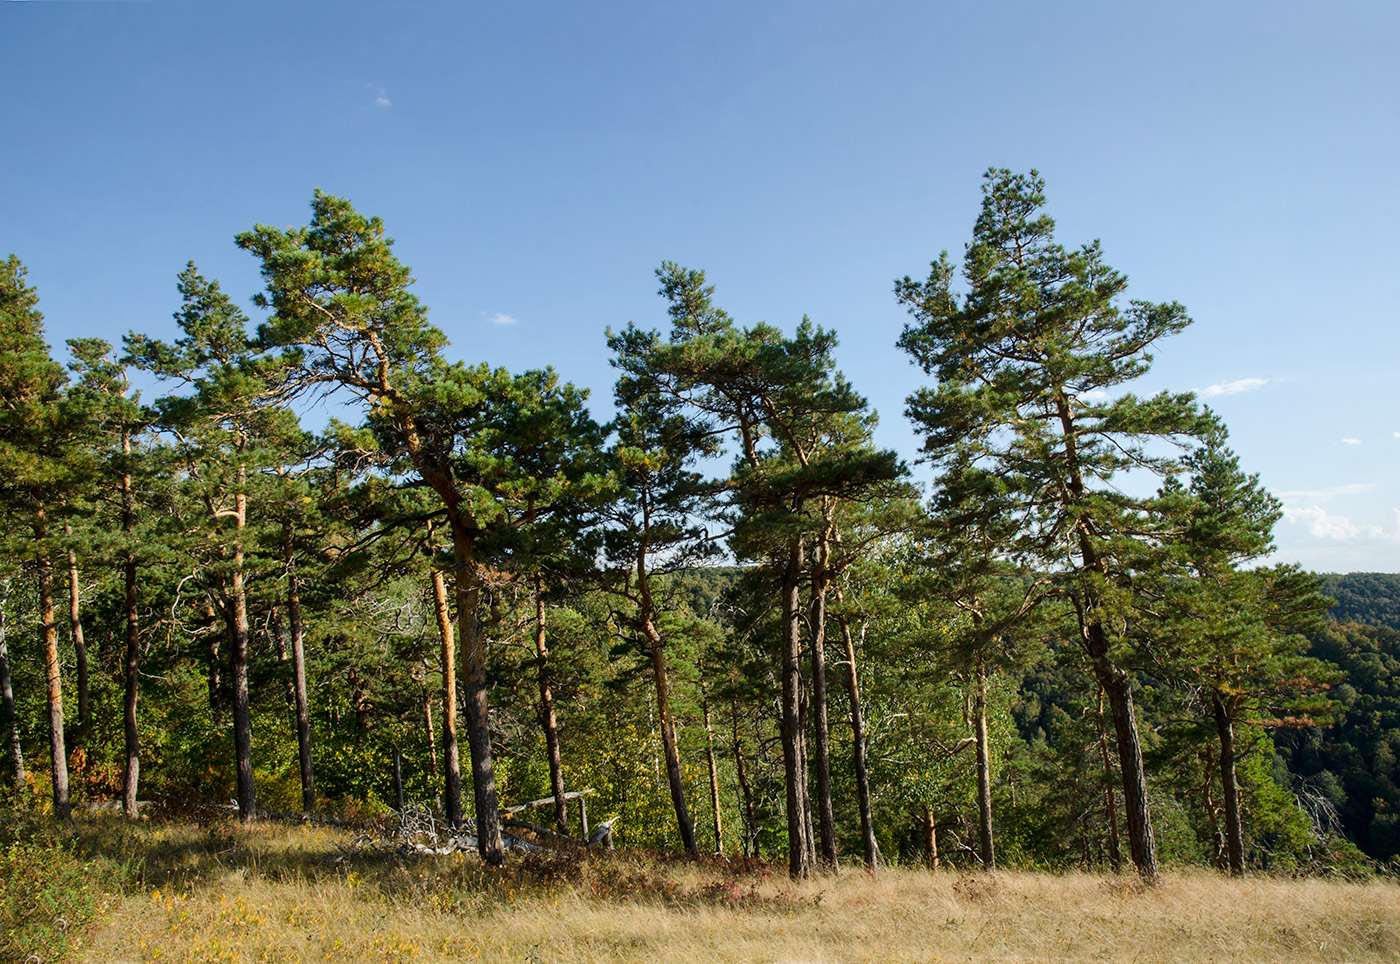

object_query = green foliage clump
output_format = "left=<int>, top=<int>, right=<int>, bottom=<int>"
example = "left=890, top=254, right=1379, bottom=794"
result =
left=0, top=814, right=129, bottom=962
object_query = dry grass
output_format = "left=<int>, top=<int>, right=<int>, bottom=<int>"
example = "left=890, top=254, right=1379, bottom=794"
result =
left=49, top=816, right=1400, bottom=964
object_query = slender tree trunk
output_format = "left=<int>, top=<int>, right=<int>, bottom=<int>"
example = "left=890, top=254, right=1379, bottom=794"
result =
left=430, top=564, right=463, bottom=828
left=230, top=476, right=255, bottom=821
left=451, top=522, right=504, bottom=865
left=637, top=560, right=699, bottom=858
left=972, top=654, right=995, bottom=870
left=732, top=691, right=758, bottom=859
left=423, top=685, right=438, bottom=775
left=200, top=602, right=221, bottom=727
left=121, top=437, right=141, bottom=818
left=798, top=680, right=815, bottom=868
left=0, top=591, right=26, bottom=790
left=836, top=610, right=879, bottom=870
left=699, top=676, right=723, bottom=854
left=1089, top=641, right=1155, bottom=877
left=808, top=528, right=838, bottom=871
left=534, top=573, right=568, bottom=834
left=1202, top=743, right=1225, bottom=870
left=1212, top=692, right=1245, bottom=876
left=1059, top=393, right=1157, bottom=879
left=922, top=804, right=938, bottom=868
left=64, top=531, right=89, bottom=746
left=1096, top=694, right=1123, bottom=874
left=780, top=537, right=812, bottom=879
left=35, top=507, right=70, bottom=820
left=283, top=529, right=315, bottom=814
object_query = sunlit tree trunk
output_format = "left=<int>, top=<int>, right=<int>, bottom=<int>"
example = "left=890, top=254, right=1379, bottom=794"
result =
left=638, top=557, right=699, bottom=859
left=0, top=589, right=25, bottom=791
left=430, top=563, right=463, bottom=828
left=63, top=529, right=89, bottom=746
left=229, top=470, right=255, bottom=821
left=836, top=609, right=879, bottom=870
left=699, top=676, right=723, bottom=854
left=972, top=655, right=995, bottom=870
left=35, top=506, right=70, bottom=820
left=283, top=527, right=315, bottom=814
left=534, top=573, right=568, bottom=834
left=120, top=428, right=141, bottom=819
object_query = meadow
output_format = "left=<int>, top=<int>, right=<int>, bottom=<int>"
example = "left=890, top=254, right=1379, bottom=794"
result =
left=5, top=810, right=1397, bottom=964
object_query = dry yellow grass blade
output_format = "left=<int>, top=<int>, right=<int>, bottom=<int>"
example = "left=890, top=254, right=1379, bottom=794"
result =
left=63, top=818, right=1400, bottom=964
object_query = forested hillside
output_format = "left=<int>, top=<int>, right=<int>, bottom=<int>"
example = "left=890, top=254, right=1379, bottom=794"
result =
left=1322, top=573, right=1400, bottom=629
left=1, top=172, right=1391, bottom=885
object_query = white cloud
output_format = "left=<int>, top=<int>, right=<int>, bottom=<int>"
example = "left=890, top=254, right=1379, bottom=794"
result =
left=1282, top=504, right=1399, bottom=542
left=1394, top=432, right=1400, bottom=439
left=1200, top=377, right=1269, bottom=397
left=487, top=312, right=519, bottom=326
left=1076, top=389, right=1112, bottom=402
left=372, top=86, right=391, bottom=108
left=1276, top=483, right=1375, bottom=503
left=1341, top=437, right=1362, bottom=445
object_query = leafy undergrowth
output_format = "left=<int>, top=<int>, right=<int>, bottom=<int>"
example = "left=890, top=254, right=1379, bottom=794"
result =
left=7, top=808, right=1399, bottom=964
left=0, top=813, right=131, bottom=963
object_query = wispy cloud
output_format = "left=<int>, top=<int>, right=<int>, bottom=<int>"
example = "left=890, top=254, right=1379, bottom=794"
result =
left=1341, top=437, right=1362, bottom=446
left=1277, top=483, right=1376, bottom=503
left=487, top=312, right=519, bottom=327
left=1278, top=485, right=1398, bottom=544
left=372, top=86, right=391, bottom=108
left=1200, top=377, right=1269, bottom=397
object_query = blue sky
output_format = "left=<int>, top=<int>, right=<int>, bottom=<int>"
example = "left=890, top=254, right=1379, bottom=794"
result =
left=3, top=0, right=1396, bottom=572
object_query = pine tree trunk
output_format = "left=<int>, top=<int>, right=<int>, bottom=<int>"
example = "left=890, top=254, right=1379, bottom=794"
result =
left=922, top=804, right=938, bottom=868
left=451, top=522, right=504, bottom=865
left=780, top=537, right=812, bottom=879
left=430, top=565, right=463, bottom=828
left=732, top=692, right=758, bottom=859
left=1089, top=640, right=1156, bottom=878
left=1212, top=692, right=1245, bottom=876
left=534, top=574, right=568, bottom=834
left=230, top=478, right=255, bottom=821
left=699, top=676, right=723, bottom=854
left=808, top=530, right=838, bottom=871
left=423, top=686, right=438, bottom=775
left=35, top=507, right=70, bottom=820
left=121, top=422, right=142, bottom=820
left=205, top=599, right=223, bottom=726
left=972, top=656, right=996, bottom=870
left=638, top=561, right=699, bottom=859
left=64, top=533, right=89, bottom=746
left=1096, top=694, right=1123, bottom=874
left=837, top=611, right=879, bottom=870
left=0, top=593, right=26, bottom=790
left=1060, top=393, right=1157, bottom=879
left=284, top=531, right=315, bottom=814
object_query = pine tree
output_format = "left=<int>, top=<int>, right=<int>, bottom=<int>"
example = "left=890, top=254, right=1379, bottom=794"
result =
left=0, top=255, right=74, bottom=819
left=1154, top=427, right=1335, bottom=875
left=896, top=169, right=1211, bottom=878
left=128, top=263, right=295, bottom=821
left=618, top=263, right=900, bottom=877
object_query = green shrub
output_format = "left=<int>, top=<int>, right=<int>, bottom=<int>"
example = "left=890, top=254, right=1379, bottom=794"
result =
left=0, top=832, right=124, bottom=962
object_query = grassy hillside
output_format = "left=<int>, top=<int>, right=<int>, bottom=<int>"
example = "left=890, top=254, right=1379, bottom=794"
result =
left=7, top=811, right=1398, bottom=964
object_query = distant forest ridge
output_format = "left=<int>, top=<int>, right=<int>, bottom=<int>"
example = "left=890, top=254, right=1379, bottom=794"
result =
left=1321, top=573, right=1400, bottom=629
